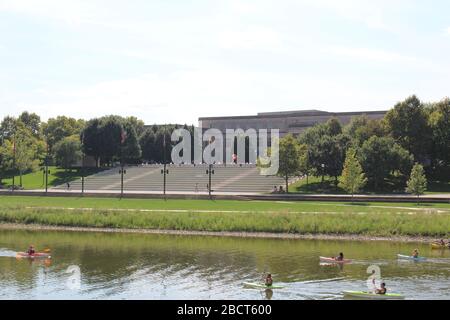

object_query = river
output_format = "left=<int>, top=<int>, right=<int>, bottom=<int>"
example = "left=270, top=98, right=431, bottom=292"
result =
left=0, top=229, right=449, bottom=300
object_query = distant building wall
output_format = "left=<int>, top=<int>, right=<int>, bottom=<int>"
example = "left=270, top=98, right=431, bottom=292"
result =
left=199, top=110, right=387, bottom=138
left=73, top=155, right=98, bottom=168
left=198, top=109, right=387, bottom=164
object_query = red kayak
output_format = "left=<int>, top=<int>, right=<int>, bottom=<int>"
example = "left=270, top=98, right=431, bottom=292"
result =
left=320, top=256, right=352, bottom=264
left=16, top=252, right=51, bottom=259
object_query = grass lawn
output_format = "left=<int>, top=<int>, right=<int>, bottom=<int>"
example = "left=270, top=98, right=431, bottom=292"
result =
left=290, top=175, right=450, bottom=195
left=0, top=167, right=102, bottom=190
left=0, top=196, right=449, bottom=237
left=1, top=195, right=450, bottom=212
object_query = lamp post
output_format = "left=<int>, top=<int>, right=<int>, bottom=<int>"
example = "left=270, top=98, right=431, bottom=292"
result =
left=206, top=164, right=214, bottom=199
left=11, top=134, right=16, bottom=192
left=81, top=154, right=85, bottom=195
left=161, top=131, right=169, bottom=200
left=119, top=167, right=126, bottom=198
left=321, top=163, right=325, bottom=187
left=44, top=140, right=50, bottom=194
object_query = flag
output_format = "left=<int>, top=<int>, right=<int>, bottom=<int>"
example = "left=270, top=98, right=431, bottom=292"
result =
left=120, top=129, right=127, bottom=144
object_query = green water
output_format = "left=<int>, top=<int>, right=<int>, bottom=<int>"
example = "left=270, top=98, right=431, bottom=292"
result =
left=0, top=229, right=449, bottom=300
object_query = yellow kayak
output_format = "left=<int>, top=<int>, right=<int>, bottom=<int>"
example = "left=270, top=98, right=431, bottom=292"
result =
left=431, top=243, right=448, bottom=249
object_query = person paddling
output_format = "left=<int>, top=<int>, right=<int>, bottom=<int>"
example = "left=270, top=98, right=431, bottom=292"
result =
left=412, top=249, right=419, bottom=258
left=265, top=274, right=273, bottom=287
left=375, top=282, right=387, bottom=295
left=335, top=252, right=344, bottom=261
left=27, top=245, right=35, bottom=256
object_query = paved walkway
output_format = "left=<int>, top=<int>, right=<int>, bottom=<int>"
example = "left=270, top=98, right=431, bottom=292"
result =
left=1, top=189, right=448, bottom=203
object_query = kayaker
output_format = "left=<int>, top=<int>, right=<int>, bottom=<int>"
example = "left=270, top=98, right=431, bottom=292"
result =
left=265, top=274, right=273, bottom=287
left=27, top=245, right=35, bottom=256
left=375, top=282, right=387, bottom=295
left=335, top=253, right=344, bottom=261
left=412, top=249, right=419, bottom=258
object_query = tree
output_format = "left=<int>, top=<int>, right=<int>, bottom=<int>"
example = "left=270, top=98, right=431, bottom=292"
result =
left=54, top=136, right=82, bottom=170
left=339, top=148, right=367, bottom=199
left=0, top=139, right=14, bottom=184
left=344, top=115, right=385, bottom=147
left=406, top=163, right=427, bottom=204
left=18, top=112, right=41, bottom=138
left=43, top=116, right=85, bottom=153
left=125, top=116, right=145, bottom=137
left=384, top=95, right=431, bottom=163
left=326, top=117, right=342, bottom=136
left=427, top=98, right=450, bottom=177
left=14, top=127, right=43, bottom=186
left=359, top=136, right=413, bottom=190
left=139, top=129, right=157, bottom=162
left=81, top=118, right=102, bottom=167
left=278, top=134, right=301, bottom=193
left=306, top=134, right=350, bottom=186
left=0, top=116, right=18, bottom=140
left=121, top=122, right=142, bottom=164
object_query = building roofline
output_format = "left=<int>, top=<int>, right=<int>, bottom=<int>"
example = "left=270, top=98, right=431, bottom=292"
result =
left=198, top=110, right=388, bottom=121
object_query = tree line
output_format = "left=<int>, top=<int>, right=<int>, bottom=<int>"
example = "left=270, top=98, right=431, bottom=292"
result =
left=277, top=95, right=449, bottom=194
left=0, top=95, right=449, bottom=192
left=0, top=111, right=193, bottom=185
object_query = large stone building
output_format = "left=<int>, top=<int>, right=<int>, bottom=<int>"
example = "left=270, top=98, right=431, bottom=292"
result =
left=199, top=109, right=387, bottom=137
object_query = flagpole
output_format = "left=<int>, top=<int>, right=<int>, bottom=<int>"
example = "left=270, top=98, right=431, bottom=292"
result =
left=12, top=134, right=16, bottom=192
left=45, top=140, right=49, bottom=194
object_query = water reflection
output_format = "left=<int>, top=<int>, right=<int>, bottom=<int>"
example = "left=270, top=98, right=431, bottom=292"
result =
left=0, top=229, right=449, bottom=300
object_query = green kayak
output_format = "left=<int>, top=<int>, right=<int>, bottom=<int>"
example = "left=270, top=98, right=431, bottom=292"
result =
left=243, top=282, right=285, bottom=289
left=343, top=291, right=405, bottom=300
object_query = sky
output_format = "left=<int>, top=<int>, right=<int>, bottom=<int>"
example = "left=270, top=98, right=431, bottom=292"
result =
left=0, top=0, right=449, bottom=126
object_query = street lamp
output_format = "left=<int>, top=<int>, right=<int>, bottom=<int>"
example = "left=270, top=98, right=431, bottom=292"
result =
left=321, top=163, right=325, bottom=186
left=81, top=154, right=85, bottom=195
left=119, top=167, right=126, bottom=198
left=206, top=164, right=215, bottom=199
left=161, top=128, right=169, bottom=200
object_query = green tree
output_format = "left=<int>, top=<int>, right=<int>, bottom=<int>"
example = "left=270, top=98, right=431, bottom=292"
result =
left=81, top=118, right=102, bottom=167
left=0, top=139, right=14, bottom=184
left=384, top=95, right=431, bottom=163
left=326, top=117, right=342, bottom=136
left=18, top=111, right=41, bottom=138
left=278, top=134, right=301, bottom=193
left=344, top=115, right=385, bottom=147
left=406, top=163, right=427, bottom=204
left=121, top=122, right=142, bottom=164
left=139, top=129, right=157, bottom=162
left=14, top=127, right=43, bottom=187
left=427, top=98, right=450, bottom=177
left=0, top=116, right=18, bottom=140
left=54, top=136, right=82, bottom=170
left=339, top=148, right=367, bottom=199
left=359, top=136, right=413, bottom=190
left=43, top=116, right=85, bottom=153
left=307, top=134, right=350, bottom=186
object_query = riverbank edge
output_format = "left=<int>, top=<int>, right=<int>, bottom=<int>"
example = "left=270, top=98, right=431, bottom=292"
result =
left=0, top=223, right=438, bottom=244
left=1, top=190, right=449, bottom=203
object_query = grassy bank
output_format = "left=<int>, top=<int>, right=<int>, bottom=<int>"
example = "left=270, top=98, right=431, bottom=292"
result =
left=0, top=196, right=449, bottom=238
left=290, top=175, right=450, bottom=195
left=0, top=167, right=103, bottom=189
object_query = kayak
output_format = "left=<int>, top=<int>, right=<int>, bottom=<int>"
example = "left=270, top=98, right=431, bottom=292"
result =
left=16, top=252, right=51, bottom=259
left=397, top=254, right=426, bottom=261
left=431, top=243, right=448, bottom=250
left=320, top=256, right=352, bottom=264
left=343, top=291, right=405, bottom=300
left=243, top=282, right=285, bottom=289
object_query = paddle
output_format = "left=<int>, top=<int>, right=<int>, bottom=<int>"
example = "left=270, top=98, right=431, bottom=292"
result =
left=42, top=248, right=51, bottom=253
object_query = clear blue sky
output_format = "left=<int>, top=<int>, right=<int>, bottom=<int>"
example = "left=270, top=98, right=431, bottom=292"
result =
left=0, top=0, right=449, bottom=125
